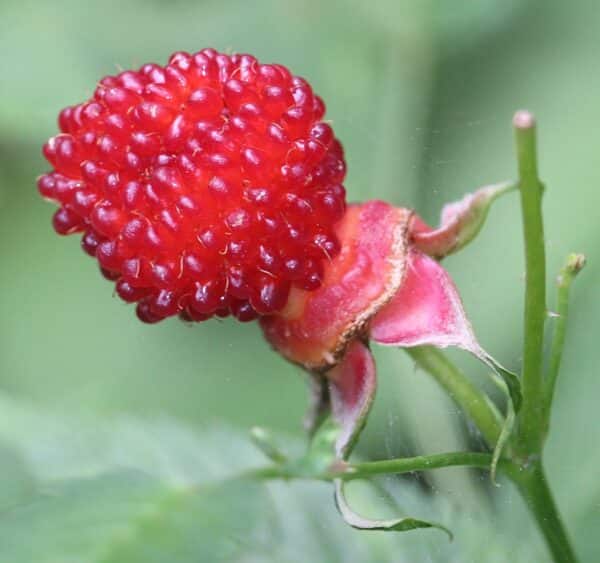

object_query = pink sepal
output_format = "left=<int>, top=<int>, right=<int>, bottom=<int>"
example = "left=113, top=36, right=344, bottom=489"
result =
left=327, top=339, right=377, bottom=459
left=371, top=250, right=480, bottom=353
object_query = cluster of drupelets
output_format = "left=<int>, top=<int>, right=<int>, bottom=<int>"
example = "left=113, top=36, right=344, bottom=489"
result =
left=38, top=48, right=347, bottom=322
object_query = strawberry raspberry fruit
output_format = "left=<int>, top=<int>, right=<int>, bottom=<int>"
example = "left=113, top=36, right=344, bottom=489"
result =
left=38, top=48, right=347, bottom=323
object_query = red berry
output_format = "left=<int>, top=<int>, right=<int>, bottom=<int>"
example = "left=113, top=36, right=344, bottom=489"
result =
left=39, top=49, right=347, bottom=323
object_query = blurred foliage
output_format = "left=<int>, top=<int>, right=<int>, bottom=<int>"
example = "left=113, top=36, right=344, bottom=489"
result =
left=0, top=0, right=599, bottom=560
left=0, top=398, right=545, bottom=561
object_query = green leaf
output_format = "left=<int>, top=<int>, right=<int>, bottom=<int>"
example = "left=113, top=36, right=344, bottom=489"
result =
left=0, top=444, right=35, bottom=510
left=0, top=396, right=548, bottom=562
left=0, top=471, right=271, bottom=563
left=102, top=477, right=272, bottom=563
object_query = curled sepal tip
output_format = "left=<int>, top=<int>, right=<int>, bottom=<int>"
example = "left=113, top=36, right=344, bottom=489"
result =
left=334, top=481, right=453, bottom=539
left=410, top=181, right=516, bottom=259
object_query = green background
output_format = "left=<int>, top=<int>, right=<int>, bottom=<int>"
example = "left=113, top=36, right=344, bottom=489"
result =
left=0, top=0, right=598, bottom=561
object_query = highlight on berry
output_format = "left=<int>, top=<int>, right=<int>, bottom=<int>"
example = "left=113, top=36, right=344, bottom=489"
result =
left=38, top=48, right=347, bottom=323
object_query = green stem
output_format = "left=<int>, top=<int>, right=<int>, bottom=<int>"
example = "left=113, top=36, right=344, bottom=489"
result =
left=507, top=462, right=578, bottom=563
left=542, top=254, right=586, bottom=437
left=246, top=451, right=495, bottom=482
left=514, top=110, right=546, bottom=455
left=512, top=112, right=578, bottom=562
left=347, top=451, right=495, bottom=480
left=406, top=346, right=503, bottom=448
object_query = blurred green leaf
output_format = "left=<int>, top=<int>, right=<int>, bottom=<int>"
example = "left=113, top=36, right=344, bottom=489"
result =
left=0, top=395, right=547, bottom=562
left=0, top=444, right=35, bottom=510
left=0, top=471, right=272, bottom=563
